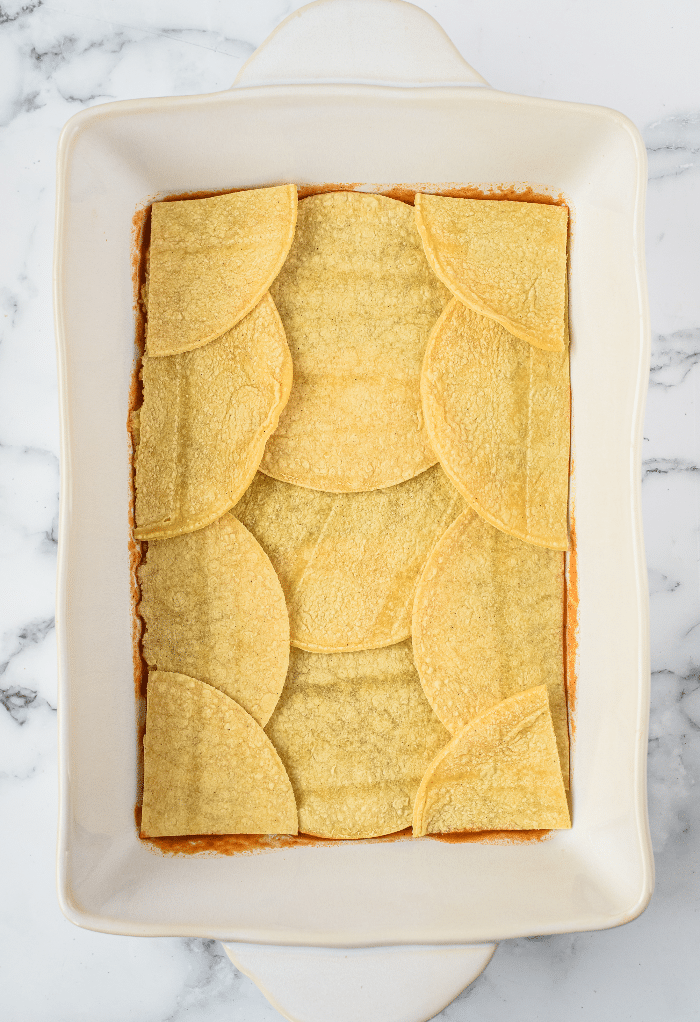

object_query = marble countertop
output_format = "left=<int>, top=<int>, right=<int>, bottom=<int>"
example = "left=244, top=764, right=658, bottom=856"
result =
left=2, top=0, right=699, bottom=1018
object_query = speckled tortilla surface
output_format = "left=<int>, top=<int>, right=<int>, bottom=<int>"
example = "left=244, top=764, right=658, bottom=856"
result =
left=265, top=642, right=451, bottom=839
left=422, top=298, right=570, bottom=550
left=412, top=509, right=568, bottom=785
left=413, top=686, right=570, bottom=835
left=261, top=191, right=452, bottom=491
left=234, top=466, right=463, bottom=652
left=415, top=193, right=568, bottom=352
left=138, top=514, right=289, bottom=727
left=135, top=186, right=572, bottom=841
left=141, top=672, right=298, bottom=837
left=134, top=294, right=292, bottom=540
left=146, top=184, right=297, bottom=356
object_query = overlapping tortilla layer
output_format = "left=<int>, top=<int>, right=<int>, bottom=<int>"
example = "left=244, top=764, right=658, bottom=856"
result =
left=235, top=466, right=463, bottom=652
left=135, top=294, right=292, bottom=540
left=261, top=191, right=452, bottom=491
left=415, top=193, right=568, bottom=352
left=413, top=687, right=571, bottom=835
left=422, top=298, right=570, bottom=550
left=265, top=642, right=450, bottom=839
left=138, top=514, right=289, bottom=727
left=413, top=509, right=568, bottom=785
left=146, top=184, right=297, bottom=356
left=141, top=672, right=298, bottom=837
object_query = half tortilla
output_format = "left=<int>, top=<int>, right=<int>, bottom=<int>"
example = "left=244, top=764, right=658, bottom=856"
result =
left=261, top=191, right=452, bottom=491
left=134, top=293, right=292, bottom=540
left=141, top=672, right=298, bottom=837
left=412, top=509, right=568, bottom=785
left=138, top=514, right=289, bottom=727
left=146, top=184, right=297, bottom=356
left=235, top=466, right=463, bottom=652
left=422, top=298, right=570, bottom=550
left=265, top=642, right=450, bottom=839
left=413, top=686, right=571, bottom=836
left=414, top=193, right=568, bottom=352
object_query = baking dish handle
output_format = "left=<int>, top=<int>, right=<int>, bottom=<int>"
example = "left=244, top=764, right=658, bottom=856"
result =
left=222, top=941, right=497, bottom=1022
left=233, top=0, right=489, bottom=88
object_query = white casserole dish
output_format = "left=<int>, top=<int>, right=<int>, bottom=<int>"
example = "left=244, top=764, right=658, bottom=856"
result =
left=55, top=0, right=652, bottom=973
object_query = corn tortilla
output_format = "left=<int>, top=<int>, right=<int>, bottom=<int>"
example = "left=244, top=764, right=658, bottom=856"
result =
left=138, top=514, right=289, bottom=727
left=413, top=509, right=568, bottom=785
left=413, top=687, right=571, bottom=835
left=134, top=294, right=292, bottom=540
left=234, top=466, right=463, bottom=652
left=422, top=298, right=570, bottom=550
left=261, top=191, right=452, bottom=491
left=265, top=642, right=451, bottom=839
left=146, top=184, right=297, bottom=356
left=415, top=193, right=568, bottom=352
left=141, top=672, right=298, bottom=837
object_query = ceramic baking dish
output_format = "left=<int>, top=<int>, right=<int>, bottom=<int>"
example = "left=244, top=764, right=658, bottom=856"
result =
left=55, top=0, right=653, bottom=956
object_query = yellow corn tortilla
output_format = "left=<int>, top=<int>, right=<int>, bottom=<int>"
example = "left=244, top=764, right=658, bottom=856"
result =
left=146, top=184, right=297, bottom=357
left=234, top=466, right=463, bottom=652
left=138, top=514, right=289, bottom=727
left=413, top=509, right=568, bottom=785
left=422, top=298, right=570, bottom=550
left=265, top=642, right=451, bottom=839
left=413, top=687, right=571, bottom=835
left=134, top=294, right=292, bottom=540
left=261, top=191, right=452, bottom=491
left=414, top=193, right=568, bottom=352
left=141, top=672, right=298, bottom=837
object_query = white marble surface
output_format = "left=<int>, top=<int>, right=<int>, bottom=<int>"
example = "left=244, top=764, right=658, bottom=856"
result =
left=1, top=0, right=698, bottom=1018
